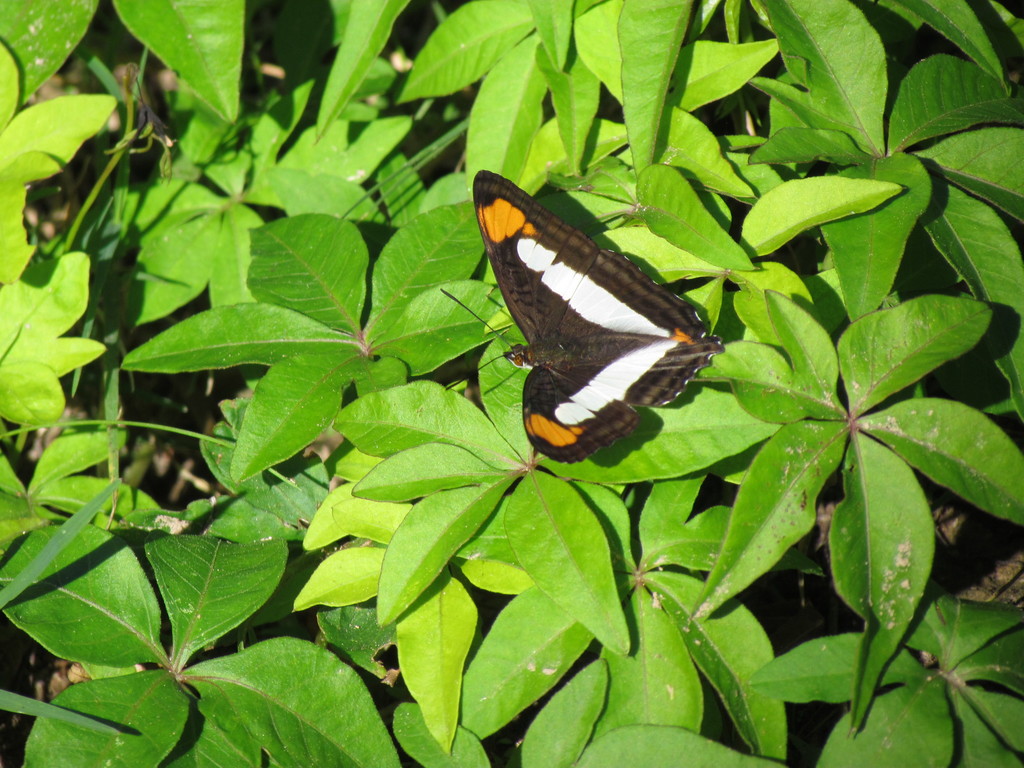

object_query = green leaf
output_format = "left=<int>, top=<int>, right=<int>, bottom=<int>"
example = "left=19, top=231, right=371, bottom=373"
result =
left=337, top=381, right=516, bottom=465
left=24, top=671, right=189, bottom=767
left=294, top=545, right=385, bottom=609
left=317, top=0, right=410, bottom=136
left=231, top=353, right=355, bottom=481
left=660, top=109, right=754, bottom=198
left=577, top=724, right=780, bottom=767
left=651, top=571, right=788, bottom=759
left=520, top=661, right=608, bottom=768
left=923, top=185, right=1024, bottom=417
left=697, top=420, right=847, bottom=617
left=505, top=473, right=628, bottom=654
left=915, top=127, right=1024, bottom=221
left=0, top=181, right=33, bottom=283
left=0, top=94, right=114, bottom=183
left=526, top=0, right=572, bottom=70
left=0, top=480, right=118, bottom=612
left=28, top=427, right=112, bottom=493
left=146, top=536, right=287, bottom=665
left=761, top=0, right=886, bottom=155
left=561, top=386, right=779, bottom=484
left=910, top=591, right=1023, bottom=670
left=742, top=176, right=902, bottom=255
left=765, top=291, right=841, bottom=411
left=123, top=304, right=355, bottom=372
left=365, top=203, right=483, bottom=343
left=639, top=478, right=722, bottom=570
left=672, top=39, right=779, bottom=111
left=392, top=702, right=490, bottom=768
left=466, top=36, right=547, bottom=181
left=599, top=588, right=702, bottom=734
left=373, top=280, right=494, bottom=375
left=188, top=637, right=401, bottom=767
left=860, top=398, right=1024, bottom=525
left=280, top=116, right=412, bottom=186
left=399, top=1, right=533, bottom=101
left=0, top=0, right=98, bottom=100
left=817, top=676, right=953, bottom=768
left=838, top=294, right=991, bottom=415
left=355, top=443, right=507, bottom=502
left=636, top=164, right=753, bottom=270
left=889, top=54, right=1024, bottom=152
left=208, top=203, right=261, bottom=308
left=377, top=482, right=509, bottom=625
left=711, top=342, right=829, bottom=423
left=830, top=436, right=933, bottom=728
left=304, top=484, right=407, bottom=549
left=822, top=154, right=932, bottom=319
left=0, top=361, right=64, bottom=424
left=113, top=0, right=243, bottom=121
left=884, top=0, right=1004, bottom=82
left=618, top=0, right=692, bottom=170
left=461, top=587, right=593, bottom=738
left=574, top=0, right=623, bottom=101
left=396, top=574, right=477, bottom=752
left=248, top=215, right=368, bottom=333
left=750, top=127, right=869, bottom=165
left=0, top=526, right=164, bottom=666
left=537, top=45, right=600, bottom=175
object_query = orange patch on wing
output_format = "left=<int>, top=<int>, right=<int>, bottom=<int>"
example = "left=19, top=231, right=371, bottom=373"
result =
left=478, top=198, right=531, bottom=242
left=525, top=413, right=583, bottom=447
left=673, top=327, right=694, bottom=343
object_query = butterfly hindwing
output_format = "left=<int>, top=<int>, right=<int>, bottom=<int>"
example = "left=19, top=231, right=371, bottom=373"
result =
left=473, top=170, right=724, bottom=463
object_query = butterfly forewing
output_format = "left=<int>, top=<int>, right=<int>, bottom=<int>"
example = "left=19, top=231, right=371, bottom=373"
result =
left=473, top=170, right=724, bottom=463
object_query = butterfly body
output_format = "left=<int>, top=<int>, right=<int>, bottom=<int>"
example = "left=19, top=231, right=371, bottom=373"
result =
left=474, top=170, right=723, bottom=463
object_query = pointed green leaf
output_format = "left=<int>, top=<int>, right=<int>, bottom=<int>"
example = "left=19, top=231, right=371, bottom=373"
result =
left=537, top=46, right=599, bottom=175
left=377, top=482, right=509, bottom=625
left=0, top=526, right=163, bottom=666
left=822, top=154, right=932, bottom=319
left=885, top=0, right=1003, bottom=82
left=661, top=109, right=753, bottom=198
left=466, top=36, right=547, bottom=181
left=355, top=443, right=507, bottom=502
left=632, top=571, right=788, bottom=759
left=399, top=1, right=533, bottom=101
left=146, top=536, right=287, bottom=665
left=24, top=671, right=189, bottom=767
left=861, top=398, right=1024, bottom=524
left=889, top=54, right=1024, bottom=152
left=231, top=353, right=357, bottom=480
left=113, top=0, right=243, bottom=121
left=396, top=574, right=477, bottom=752
left=762, top=0, right=886, bottom=154
left=294, top=546, right=385, bottom=609
left=392, top=703, right=489, bottom=768
left=461, top=587, right=593, bottom=737
left=830, top=437, right=933, bottom=727
left=575, top=0, right=623, bottom=101
left=838, top=295, right=990, bottom=414
left=672, top=39, right=779, bottom=111
left=698, top=420, right=846, bottom=617
left=521, top=662, right=607, bottom=767
left=915, top=127, right=1024, bottom=221
left=188, top=638, right=400, bottom=767
left=123, top=304, right=354, bottom=372
left=618, top=0, right=692, bottom=169
left=317, top=0, right=411, bottom=135
left=248, top=215, right=368, bottom=333
left=305, top=484, right=408, bottom=549
left=637, top=164, right=753, bottom=269
left=505, top=473, right=628, bottom=653
left=923, top=185, right=1024, bottom=417
left=599, top=589, right=702, bottom=734
left=578, top=724, right=779, bottom=767
left=750, top=127, right=869, bottom=165
left=743, top=176, right=901, bottom=255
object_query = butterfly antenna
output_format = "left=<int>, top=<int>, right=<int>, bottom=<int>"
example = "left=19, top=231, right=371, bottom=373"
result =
left=440, top=288, right=513, bottom=350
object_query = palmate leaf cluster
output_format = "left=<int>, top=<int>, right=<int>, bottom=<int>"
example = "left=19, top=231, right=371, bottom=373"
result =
left=0, top=0, right=1023, bottom=766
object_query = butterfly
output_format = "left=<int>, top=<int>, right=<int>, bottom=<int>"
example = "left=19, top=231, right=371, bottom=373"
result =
left=473, top=170, right=724, bottom=463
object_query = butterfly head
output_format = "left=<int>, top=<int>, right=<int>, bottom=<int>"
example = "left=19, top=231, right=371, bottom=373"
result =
left=505, top=345, right=533, bottom=369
